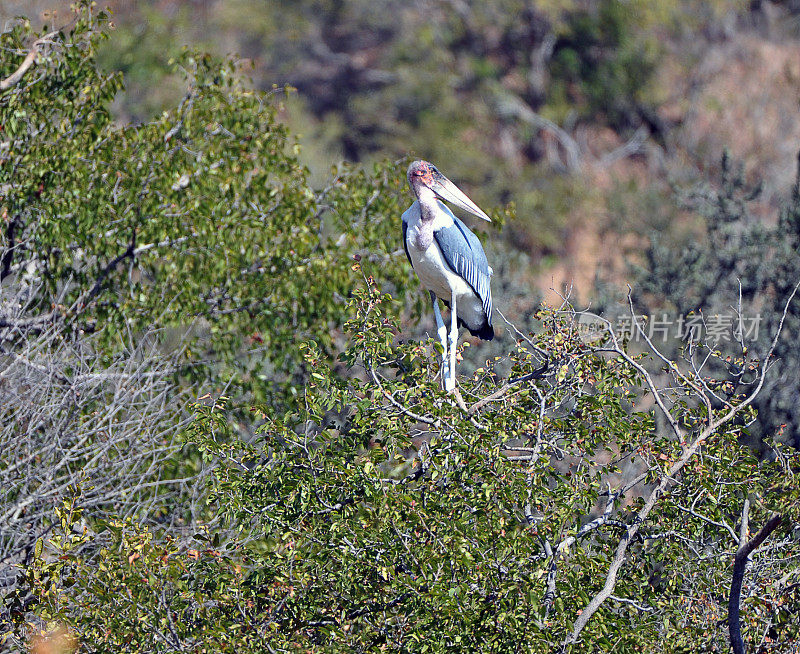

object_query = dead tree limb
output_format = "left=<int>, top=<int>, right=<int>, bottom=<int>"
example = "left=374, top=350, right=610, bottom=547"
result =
left=494, top=92, right=582, bottom=173
left=728, top=513, right=783, bottom=654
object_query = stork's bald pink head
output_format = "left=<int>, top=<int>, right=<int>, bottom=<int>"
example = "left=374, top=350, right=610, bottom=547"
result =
left=406, top=160, right=491, bottom=222
left=407, top=160, right=437, bottom=188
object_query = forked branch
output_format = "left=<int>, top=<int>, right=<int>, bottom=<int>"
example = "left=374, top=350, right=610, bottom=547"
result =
left=0, top=32, right=59, bottom=91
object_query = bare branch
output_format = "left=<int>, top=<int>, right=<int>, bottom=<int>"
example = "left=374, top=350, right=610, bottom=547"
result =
left=368, top=365, right=437, bottom=426
left=494, top=92, right=582, bottom=173
left=0, top=313, right=207, bottom=592
left=599, top=126, right=649, bottom=165
left=728, top=513, right=783, bottom=654
left=468, top=364, right=549, bottom=414
left=543, top=484, right=616, bottom=613
left=0, top=32, right=59, bottom=91
left=577, top=307, right=684, bottom=440
left=739, top=497, right=751, bottom=546
left=676, top=502, right=739, bottom=543
left=608, top=595, right=655, bottom=613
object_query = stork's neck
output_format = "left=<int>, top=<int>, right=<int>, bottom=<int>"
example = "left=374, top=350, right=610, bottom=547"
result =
left=414, top=185, right=439, bottom=223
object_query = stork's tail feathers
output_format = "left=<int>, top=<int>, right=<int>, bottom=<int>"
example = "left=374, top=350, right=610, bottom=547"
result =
left=462, top=318, right=495, bottom=341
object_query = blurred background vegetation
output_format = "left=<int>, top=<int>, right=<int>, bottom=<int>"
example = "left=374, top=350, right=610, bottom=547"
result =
left=6, top=0, right=799, bottom=280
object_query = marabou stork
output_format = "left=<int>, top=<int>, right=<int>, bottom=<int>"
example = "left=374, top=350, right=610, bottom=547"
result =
left=402, top=160, right=494, bottom=392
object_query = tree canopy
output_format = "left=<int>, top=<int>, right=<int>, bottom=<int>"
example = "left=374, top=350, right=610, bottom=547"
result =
left=10, top=274, right=800, bottom=652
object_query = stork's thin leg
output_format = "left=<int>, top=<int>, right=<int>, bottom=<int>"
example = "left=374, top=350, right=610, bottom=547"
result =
left=431, top=292, right=450, bottom=389
left=447, top=289, right=458, bottom=392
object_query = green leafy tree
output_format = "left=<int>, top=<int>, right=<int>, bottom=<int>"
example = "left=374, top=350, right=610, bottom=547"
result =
left=4, top=4, right=799, bottom=652
left=0, top=0, right=419, bottom=616
left=97, top=0, right=668, bottom=258
left=12, top=272, right=799, bottom=652
left=0, top=3, right=417, bottom=410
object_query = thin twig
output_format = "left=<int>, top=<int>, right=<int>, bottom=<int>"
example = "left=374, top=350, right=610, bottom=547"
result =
left=368, top=366, right=437, bottom=426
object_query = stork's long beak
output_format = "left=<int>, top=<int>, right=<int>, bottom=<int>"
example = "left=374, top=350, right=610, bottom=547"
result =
left=431, top=173, right=492, bottom=222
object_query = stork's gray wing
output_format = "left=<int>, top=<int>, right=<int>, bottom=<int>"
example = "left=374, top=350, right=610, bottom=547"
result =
left=433, top=202, right=493, bottom=323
